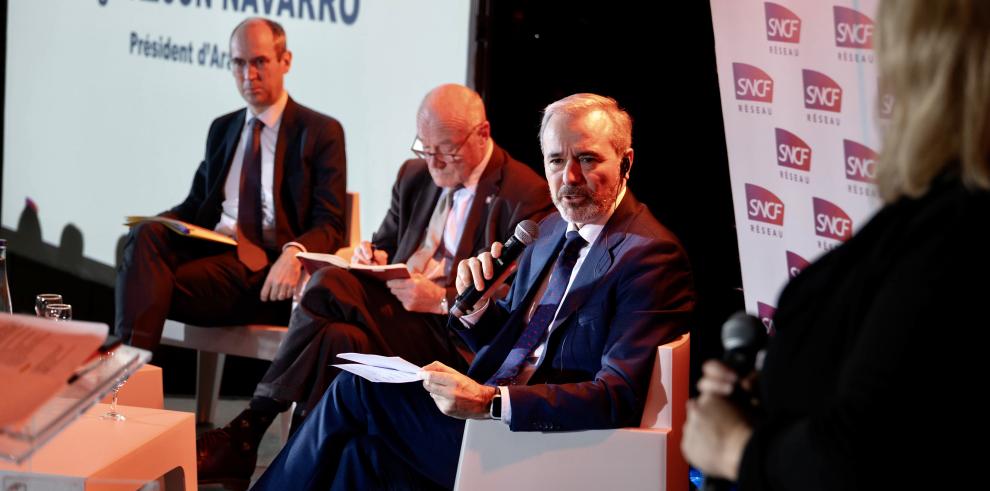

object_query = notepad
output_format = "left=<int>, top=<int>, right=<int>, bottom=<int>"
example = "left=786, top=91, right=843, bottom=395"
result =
left=295, top=252, right=411, bottom=281
left=124, top=216, right=237, bottom=246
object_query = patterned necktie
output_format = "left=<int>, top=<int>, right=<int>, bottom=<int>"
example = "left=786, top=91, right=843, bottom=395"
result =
left=485, top=231, right=587, bottom=386
left=236, top=118, right=268, bottom=272
left=406, top=189, right=456, bottom=273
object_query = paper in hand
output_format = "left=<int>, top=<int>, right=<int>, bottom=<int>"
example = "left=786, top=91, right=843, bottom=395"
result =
left=333, top=353, right=424, bottom=383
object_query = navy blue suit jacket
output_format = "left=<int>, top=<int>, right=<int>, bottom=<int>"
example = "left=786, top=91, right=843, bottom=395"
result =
left=452, top=193, right=695, bottom=431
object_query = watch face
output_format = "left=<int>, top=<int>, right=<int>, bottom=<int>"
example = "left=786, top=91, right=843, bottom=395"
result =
left=490, top=394, right=502, bottom=419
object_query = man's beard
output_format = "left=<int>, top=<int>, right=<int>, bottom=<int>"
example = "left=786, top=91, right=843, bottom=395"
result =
left=552, top=183, right=618, bottom=223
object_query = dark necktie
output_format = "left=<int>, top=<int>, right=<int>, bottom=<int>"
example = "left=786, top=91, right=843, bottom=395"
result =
left=236, top=118, right=268, bottom=272
left=485, top=231, right=587, bottom=386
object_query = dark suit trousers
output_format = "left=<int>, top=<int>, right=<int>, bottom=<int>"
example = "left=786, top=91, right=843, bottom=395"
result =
left=115, top=222, right=290, bottom=350
left=252, top=372, right=463, bottom=490
left=253, top=266, right=468, bottom=413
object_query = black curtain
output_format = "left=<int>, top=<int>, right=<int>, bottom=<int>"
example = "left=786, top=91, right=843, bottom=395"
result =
left=477, top=0, right=743, bottom=386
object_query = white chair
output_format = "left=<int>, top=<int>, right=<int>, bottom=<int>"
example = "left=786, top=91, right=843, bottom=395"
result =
left=160, top=192, right=360, bottom=442
left=454, top=333, right=690, bottom=491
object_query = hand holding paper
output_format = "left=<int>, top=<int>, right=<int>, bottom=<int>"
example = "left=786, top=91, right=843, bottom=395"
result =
left=420, top=361, right=497, bottom=420
left=333, top=354, right=496, bottom=419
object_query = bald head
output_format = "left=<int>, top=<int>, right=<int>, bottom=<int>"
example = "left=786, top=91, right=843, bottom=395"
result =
left=231, top=17, right=287, bottom=58
left=417, top=84, right=487, bottom=132
left=414, top=84, right=492, bottom=188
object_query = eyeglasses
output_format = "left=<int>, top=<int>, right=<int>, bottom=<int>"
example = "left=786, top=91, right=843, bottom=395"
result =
left=410, top=122, right=484, bottom=163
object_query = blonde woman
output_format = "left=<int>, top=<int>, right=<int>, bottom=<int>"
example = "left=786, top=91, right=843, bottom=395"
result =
left=683, top=1, right=990, bottom=489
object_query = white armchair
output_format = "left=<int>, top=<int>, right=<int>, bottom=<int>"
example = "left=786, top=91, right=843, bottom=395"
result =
left=454, top=333, right=690, bottom=491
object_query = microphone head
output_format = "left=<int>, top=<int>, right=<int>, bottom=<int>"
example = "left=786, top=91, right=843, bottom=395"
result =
left=721, top=311, right=767, bottom=374
left=514, top=220, right=540, bottom=246
left=721, top=311, right=765, bottom=352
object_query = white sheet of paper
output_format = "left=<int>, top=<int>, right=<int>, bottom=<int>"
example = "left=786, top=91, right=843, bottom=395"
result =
left=332, top=363, right=425, bottom=384
left=333, top=352, right=424, bottom=384
left=0, top=314, right=108, bottom=427
left=336, top=352, right=422, bottom=374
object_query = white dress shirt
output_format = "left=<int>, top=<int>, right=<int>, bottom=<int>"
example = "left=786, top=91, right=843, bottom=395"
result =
left=214, top=91, right=290, bottom=250
left=420, top=142, right=494, bottom=283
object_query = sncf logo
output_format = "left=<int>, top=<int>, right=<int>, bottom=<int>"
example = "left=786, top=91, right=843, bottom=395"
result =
left=786, top=251, right=809, bottom=278
left=775, top=128, right=811, bottom=172
left=746, top=184, right=785, bottom=226
left=734, top=63, right=774, bottom=102
left=803, top=70, right=842, bottom=112
left=813, top=198, right=853, bottom=241
left=757, top=302, right=777, bottom=336
left=765, top=3, right=801, bottom=43
left=834, top=6, right=875, bottom=49
left=844, top=140, right=878, bottom=183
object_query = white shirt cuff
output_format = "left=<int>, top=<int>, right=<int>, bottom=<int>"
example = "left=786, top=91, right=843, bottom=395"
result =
left=457, top=298, right=491, bottom=328
left=282, top=241, right=307, bottom=254
left=499, top=385, right=511, bottom=425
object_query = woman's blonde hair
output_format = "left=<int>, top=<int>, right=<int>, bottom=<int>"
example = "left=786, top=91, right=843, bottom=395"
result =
left=876, top=0, right=990, bottom=202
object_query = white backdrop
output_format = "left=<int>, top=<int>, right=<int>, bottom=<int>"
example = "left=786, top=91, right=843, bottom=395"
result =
left=710, top=0, right=884, bottom=333
left=3, top=0, right=472, bottom=281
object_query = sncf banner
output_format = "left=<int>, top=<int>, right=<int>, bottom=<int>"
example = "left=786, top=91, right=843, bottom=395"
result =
left=711, top=0, right=883, bottom=332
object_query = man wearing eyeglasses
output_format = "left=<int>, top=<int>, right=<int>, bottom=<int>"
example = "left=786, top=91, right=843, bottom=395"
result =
left=115, top=18, right=346, bottom=352
left=195, top=83, right=553, bottom=486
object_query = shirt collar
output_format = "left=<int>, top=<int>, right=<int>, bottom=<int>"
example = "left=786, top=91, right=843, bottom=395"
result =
left=566, top=186, right=628, bottom=244
left=456, top=140, right=494, bottom=195
left=246, top=91, right=289, bottom=131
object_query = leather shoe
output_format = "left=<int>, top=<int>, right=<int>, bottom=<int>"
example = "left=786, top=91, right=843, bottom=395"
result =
left=196, top=424, right=258, bottom=490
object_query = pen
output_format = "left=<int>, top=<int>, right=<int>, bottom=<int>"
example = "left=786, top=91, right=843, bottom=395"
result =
left=369, top=244, right=381, bottom=265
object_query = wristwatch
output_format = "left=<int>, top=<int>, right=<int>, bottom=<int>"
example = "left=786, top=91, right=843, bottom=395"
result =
left=488, top=391, right=502, bottom=420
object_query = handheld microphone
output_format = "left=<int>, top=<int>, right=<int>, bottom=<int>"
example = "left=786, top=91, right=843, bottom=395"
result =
left=702, top=311, right=768, bottom=491
left=450, top=220, right=539, bottom=318
left=721, top=311, right=767, bottom=376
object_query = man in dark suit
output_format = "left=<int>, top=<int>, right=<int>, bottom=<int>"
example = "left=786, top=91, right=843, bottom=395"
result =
left=115, top=18, right=346, bottom=351
left=251, top=93, right=695, bottom=490
left=196, top=84, right=554, bottom=486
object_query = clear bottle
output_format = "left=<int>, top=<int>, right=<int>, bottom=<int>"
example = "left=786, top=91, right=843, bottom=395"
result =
left=0, top=239, right=12, bottom=314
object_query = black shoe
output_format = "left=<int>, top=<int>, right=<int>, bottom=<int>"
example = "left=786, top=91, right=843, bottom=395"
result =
left=196, top=424, right=258, bottom=490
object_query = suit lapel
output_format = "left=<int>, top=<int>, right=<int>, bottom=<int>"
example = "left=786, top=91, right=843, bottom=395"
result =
left=517, top=216, right=567, bottom=311
left=272, top=98, right=298, bottom=246
left=397, top=180, right=442, bottom=263
left=454, top=145, right=506, bottom=262
left=469, top=216, right=565, bottom=381
left=208, top=109, right=246, bottom=201
left=549, top=193, right=639, bottom=330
